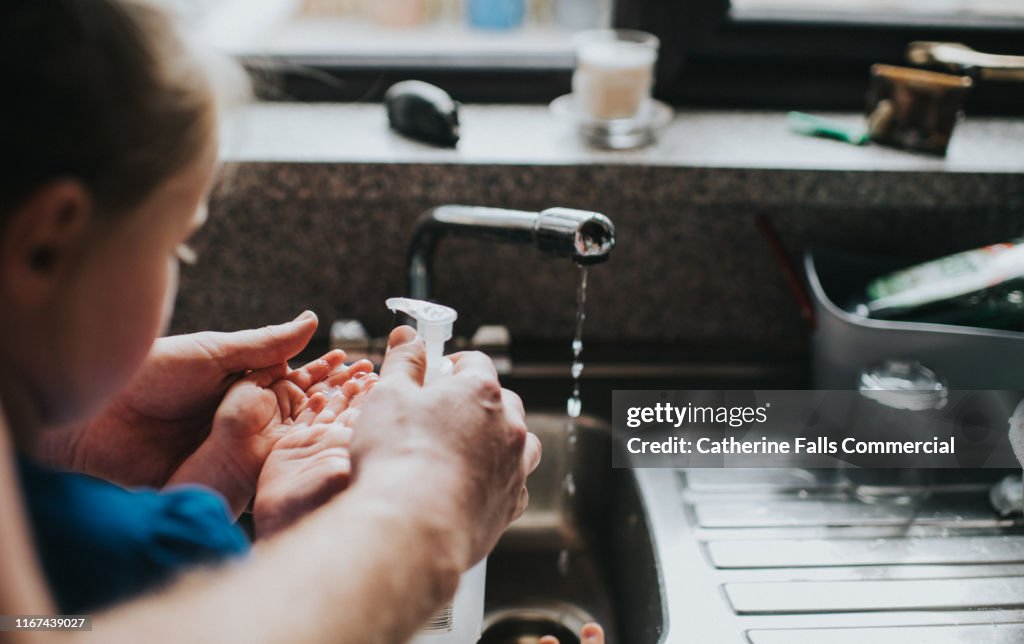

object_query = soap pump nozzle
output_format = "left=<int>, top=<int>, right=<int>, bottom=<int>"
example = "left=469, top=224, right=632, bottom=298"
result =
left=385, top=297, right=458, bottom=379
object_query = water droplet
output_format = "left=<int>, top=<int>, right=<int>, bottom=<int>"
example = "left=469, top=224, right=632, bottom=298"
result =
left=557, top=549, right=570, bottom=576
left=571, top=361, right=584, bottom=379
left=567, top=396, right=582, bottom=418
left=563, top=473, right=576, bottom=497
left=571, top=338, right=583, bottom=357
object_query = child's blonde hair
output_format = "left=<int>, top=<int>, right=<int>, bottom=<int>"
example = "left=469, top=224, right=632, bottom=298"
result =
left=0, top=0, right=248, bottom=218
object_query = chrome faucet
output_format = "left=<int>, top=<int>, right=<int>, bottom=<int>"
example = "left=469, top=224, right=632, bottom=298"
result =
left=407, top=205, right=615, bottom=300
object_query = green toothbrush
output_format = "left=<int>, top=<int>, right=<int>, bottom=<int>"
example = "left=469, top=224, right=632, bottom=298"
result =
left=787, top=111, right=870, bottom=145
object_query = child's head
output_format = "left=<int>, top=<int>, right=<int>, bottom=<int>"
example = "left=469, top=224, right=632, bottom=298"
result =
left=0, top=1, right=245, bottom=428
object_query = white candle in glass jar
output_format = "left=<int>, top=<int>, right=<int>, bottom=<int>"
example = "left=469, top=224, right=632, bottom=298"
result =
left=572, top=30, right=659, bottom=121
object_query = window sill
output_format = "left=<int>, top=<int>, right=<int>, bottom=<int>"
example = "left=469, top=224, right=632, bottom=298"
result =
left=246, top=17, right=577, bottom=63
left=222, top=102, right=1024, bottom=174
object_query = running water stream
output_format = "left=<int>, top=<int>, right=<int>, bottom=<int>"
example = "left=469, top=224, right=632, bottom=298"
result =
left=559, top=265, right=589, bottom=577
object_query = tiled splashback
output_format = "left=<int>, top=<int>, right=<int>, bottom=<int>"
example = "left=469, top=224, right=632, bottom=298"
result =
left=171, top=162, right=1024, bottom=356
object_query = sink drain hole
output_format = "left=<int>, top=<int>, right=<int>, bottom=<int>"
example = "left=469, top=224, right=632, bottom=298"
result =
left=481, top=604, right=595, bottom=644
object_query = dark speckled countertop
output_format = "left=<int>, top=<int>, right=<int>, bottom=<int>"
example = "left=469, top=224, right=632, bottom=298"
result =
left=171, top=104, right=1024, bottom=361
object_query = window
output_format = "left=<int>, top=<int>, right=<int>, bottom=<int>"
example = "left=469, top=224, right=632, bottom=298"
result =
left=731, top=0, right=1024, bottom=24
left=617, top=0, right=1024, bottom=113
left=169, top=0, right=1024, bottom=110
left=166, top=0, right=611, bottom=102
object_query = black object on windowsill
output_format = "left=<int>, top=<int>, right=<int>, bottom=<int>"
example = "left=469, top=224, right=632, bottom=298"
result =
left=384, top=80, right=460, bottom=148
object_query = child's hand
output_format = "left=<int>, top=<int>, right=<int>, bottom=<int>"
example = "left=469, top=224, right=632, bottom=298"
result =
left=203, top=352, right=374, bottom=484
left=168, top=353, right=375, bottom=517
left=254, top=374, right=377, bottom=539
left=539, top=623, right=604, bottom=644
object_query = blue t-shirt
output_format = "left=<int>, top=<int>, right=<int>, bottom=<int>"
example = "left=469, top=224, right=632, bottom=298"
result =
left=18, top=457, right=249, bottom=613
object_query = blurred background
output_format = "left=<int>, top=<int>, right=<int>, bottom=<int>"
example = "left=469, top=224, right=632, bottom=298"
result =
left=154, top=0, right=1024, bottom=112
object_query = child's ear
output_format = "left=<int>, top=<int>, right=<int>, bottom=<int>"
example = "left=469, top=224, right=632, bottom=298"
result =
left=1, top=179, right=94, bottom=311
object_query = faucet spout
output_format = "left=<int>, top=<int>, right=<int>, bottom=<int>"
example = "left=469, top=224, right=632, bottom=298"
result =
left=407, top=205, right=615, bottom=300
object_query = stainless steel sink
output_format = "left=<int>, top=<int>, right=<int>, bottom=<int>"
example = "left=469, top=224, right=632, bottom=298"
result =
left=483, top=413, right=665, bottom=644
left=637, top=466, right=1024, bottom=643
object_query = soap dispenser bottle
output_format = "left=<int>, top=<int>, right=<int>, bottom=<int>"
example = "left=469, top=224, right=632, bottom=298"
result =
left=386, top=298, right=488, bottom=644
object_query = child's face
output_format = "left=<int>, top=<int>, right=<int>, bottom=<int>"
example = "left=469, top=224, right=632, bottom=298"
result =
left=47, top=134, right=218, bottom=424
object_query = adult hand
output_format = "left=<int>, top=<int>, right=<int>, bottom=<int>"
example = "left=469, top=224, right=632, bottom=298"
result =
left=36, top=312, right=320, bottom=487
left=349, top=326, right=542, bottom=570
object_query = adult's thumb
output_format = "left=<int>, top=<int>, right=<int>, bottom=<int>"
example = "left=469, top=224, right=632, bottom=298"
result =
left=379, top=326, right=426, bottom=386
left=210, top=310, right=318, bottom=372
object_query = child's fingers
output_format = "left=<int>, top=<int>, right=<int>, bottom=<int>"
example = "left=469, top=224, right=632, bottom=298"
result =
left=351, top=358, right=375, bottom=370
left=339, top=372, right=374, bottom=400
left=307, top=359, right=376, bottom=397
left=295, top=379, right=372, bottom=430
left=307, top=367, right=347, bottom=398
left=580, top=623, right=605, bottom=644
left=348, top=358, right=375, bottom=376
left=332, top=358, right=373, bottom=378
left=295, top=392, right=328, bottom=424
left=347, top=385, right=374, bottom=410
left=323, top=359, right=375, bottom=389
left=313, top=388, right=351, bottom=423
left=287, top=350, right=347, bottom=390
left=271, top=379, right=308, bottom=419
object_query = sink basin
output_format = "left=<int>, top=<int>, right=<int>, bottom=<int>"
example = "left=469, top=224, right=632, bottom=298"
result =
left=483, top=413, right=665, bottom=644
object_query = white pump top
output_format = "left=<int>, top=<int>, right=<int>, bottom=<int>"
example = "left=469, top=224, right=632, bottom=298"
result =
left=385, top=297, right=457, bottom=378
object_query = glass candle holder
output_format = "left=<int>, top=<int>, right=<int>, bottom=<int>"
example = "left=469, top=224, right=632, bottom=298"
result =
left=572, top=29, right=659, bottom=121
